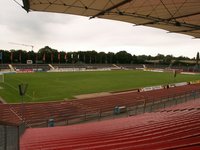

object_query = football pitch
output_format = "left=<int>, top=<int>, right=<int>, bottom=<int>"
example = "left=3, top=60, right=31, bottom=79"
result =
left=0, top=70, right=200, bottom=103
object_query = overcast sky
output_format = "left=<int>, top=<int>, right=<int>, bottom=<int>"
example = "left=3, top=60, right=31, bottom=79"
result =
left=1, top=0, right=200, bottom=58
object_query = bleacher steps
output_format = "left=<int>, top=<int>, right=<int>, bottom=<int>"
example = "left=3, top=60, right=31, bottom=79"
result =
left=8, top=64, right=15, bottom=71
left=112, top=64, right=121, bottom=69
left=48, top=64, right=55, bottom=70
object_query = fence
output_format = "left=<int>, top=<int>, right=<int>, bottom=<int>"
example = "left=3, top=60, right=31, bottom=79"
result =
left=0, top=123, right=25, bottom=150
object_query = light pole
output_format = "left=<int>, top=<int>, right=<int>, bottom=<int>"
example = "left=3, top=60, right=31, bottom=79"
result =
left=18, top=83, right=28, bottom=122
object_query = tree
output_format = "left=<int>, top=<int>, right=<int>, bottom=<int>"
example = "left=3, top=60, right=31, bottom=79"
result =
left=90, top=51, right=98, bottom=63
left=115, top=51, right=132, bottom=64
left=38, top=46, right=58, bottom=63
left=163, top=55, right=173, bottom=65
left=132, top=55, right=138, bottom=64
left=97, top=52, right=107, bottom=63
left=27, top=51, right=36, bottom=63
left=137, top=55, right=148, bottom=64
left=107, top=52, right=115, bottom=64
left=155, top=54, right=165, bottom=60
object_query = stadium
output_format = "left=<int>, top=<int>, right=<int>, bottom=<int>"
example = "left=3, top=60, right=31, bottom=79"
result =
left=1, top=0, right=200, bottom=150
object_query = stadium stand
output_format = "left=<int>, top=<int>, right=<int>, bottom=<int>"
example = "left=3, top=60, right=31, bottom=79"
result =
left=12, top=64, right=50, bottom=71
left=86, top=64, right=117, bottom=69
left=0, top=83, right=200, bottom=127
left=0, top=64, right=10, bottom=70
left=20, top=99, right=200, bottom=150
left=1, top=63, right=198, bottom=73
left=52, top=63, right=118, bottom=70
left=117, top=64, right=144, bottom=69
left=53, top=63, right=86, bottom=69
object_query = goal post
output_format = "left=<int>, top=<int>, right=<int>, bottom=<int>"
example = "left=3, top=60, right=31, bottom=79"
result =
left=0, top=73, right=4, bottom=83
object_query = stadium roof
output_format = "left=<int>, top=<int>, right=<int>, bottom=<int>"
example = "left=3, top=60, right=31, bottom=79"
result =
left=22, top=0, right=200, bottom=38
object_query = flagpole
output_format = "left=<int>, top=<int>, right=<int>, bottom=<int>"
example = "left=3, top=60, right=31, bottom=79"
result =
left=51, top=52, right=53, bottom=64
left=10, top=51, right=13, bottom=64
left=173, top=70, right=176, bottom=83
left=58, top=52, right=60, bottom=65
left=36, top=53, right=38, bottom=71
left=43, top=52, right=46, bottom=64
left=64, top=53, right=67, bottom=63
left=19, top=51, right=22, bottom=64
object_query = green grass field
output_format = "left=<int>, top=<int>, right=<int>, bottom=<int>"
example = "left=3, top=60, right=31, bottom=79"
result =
left=0, top=70, right=200, bottom=103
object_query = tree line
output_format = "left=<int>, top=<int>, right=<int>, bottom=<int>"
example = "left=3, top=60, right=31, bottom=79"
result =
left=0, top=46, right=196, bottom=65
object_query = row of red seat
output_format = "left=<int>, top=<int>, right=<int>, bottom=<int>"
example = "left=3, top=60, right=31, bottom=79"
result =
left=20, top=99, right=200, bottom=150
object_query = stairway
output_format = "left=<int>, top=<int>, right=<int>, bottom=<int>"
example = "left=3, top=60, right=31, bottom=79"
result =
left=8, top=64, right=15, bottom=71
left=112, top=64, right=121, bottom=69
left=48, top=64, right=55, bottom=70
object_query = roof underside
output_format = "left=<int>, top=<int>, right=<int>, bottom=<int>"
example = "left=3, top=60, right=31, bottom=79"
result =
left=22, top=0, right=200, bottom=38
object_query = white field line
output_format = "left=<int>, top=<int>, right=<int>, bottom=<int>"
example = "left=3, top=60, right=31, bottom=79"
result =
left=3, top=80, right=34, bottom=99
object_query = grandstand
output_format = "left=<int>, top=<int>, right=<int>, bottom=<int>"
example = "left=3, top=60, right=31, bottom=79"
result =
left=1, top=63, right=200, bottom=74
left=10, top=64, right=50, bottom=72
left=1, top=63, right=120, bottom=73
left=0, top=64, right=10, bottom=70
left=20, top=99, right=200, bottom=150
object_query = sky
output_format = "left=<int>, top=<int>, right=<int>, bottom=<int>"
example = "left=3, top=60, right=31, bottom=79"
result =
left=0, top=0, right=200, bottom=58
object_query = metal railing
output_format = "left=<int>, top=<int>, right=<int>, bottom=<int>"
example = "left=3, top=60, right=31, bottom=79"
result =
left=43, top=89, right=200, bottom=127
left=0, top=123, right=25, bottom=150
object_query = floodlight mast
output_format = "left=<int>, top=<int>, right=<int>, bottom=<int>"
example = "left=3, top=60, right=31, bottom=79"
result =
left=9, top=42, right=34, bottom=51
